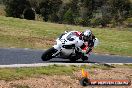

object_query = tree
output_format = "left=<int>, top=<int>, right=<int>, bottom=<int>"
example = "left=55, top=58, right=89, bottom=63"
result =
left=58, top=2, right=72, bottom=23
left=78, top=0, right=95, bottom=26
left=23, top=7, right=35, bottom=20
left=80, top=0, right=94, bottom=19
left=0, top=0, right=4, bottom=4
left=108, top=0, right=131, bottom=25
left=28, top=0, right=42, bottom=14
left=39, top=0, right=62, bottom=21
left=39, top=0, right=52, bottom=21
left=4, top=0, right=30, bottom=18
left=69, top=0, right=79, bottom=17
left=129, top=2, right=132, bottom=17
left=63, top=8, right=74, bottom=24
left=49, top=13, right=59, bottom=22
left=49, top=0, right=62, bottom=22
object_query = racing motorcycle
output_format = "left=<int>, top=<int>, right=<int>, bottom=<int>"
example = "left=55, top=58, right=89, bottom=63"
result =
left=41, top=31, right=99, bottom=62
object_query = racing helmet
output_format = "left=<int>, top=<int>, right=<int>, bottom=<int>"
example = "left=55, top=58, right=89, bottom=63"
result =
left=82, top=29, right=92, bottom=41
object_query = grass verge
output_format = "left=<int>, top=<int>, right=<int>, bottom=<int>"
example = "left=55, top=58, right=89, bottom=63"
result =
left=0, top=64, right=116, bottom=81
left=0, top=16, right=132, bottom=56
left=0, top=65, right=78, bottom=81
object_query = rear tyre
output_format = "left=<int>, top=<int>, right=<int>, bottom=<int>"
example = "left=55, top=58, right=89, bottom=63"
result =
left=82, top=56, right=88, bottom=61
left=69, top=51, right=82, bottom=62
left=69, top=56, right=77, bottom=62
left=41, top=47, right=56, bottom=61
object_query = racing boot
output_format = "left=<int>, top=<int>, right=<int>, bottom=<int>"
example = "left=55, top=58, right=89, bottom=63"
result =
left=81, top=51, right=89, bottom=61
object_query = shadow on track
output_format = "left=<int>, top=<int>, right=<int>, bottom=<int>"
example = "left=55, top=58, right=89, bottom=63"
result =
left=49, top=60, right=98, bottom=63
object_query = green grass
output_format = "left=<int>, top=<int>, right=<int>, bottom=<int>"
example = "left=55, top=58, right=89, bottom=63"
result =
left=124, top=64, right=132, bottom=68
left=0, top=65, right=117, bottom=81
left=80, top=64, right=115, bottom=70
left=0, top=65, right=78, bottom=81
left=0, top=16, right=132, bottom=56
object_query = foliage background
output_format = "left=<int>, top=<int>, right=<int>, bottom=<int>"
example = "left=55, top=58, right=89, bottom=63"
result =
left=1, top=0, right=131, bottom=27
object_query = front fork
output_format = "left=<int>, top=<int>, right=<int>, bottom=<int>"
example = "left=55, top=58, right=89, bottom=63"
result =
left=52, top=45, right=61, bottom=57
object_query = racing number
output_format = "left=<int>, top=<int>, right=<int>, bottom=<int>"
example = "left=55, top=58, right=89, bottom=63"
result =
left=60, top=39, right=67, bottom=44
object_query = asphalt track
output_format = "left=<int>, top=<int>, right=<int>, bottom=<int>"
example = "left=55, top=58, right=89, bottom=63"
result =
left=0, top=48, right=132, bottom=65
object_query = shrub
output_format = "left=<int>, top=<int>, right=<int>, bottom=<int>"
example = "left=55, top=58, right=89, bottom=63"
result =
left=49, top=13, right=59, bottom=22
left=124, top=18, right=132, bottom=27
left=63, top=9, right=74, bottom=24
left=23, top=7, right=35, bottom=20
left=74, top=17, right=90, bottom=26
left=90, top=17, right=110, bottom=27
left=4, top=0, right=30, bottom=18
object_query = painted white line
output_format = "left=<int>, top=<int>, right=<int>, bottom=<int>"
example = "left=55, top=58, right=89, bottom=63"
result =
left=104, top=63, right=132, bottom=65
left=0, top=63, right=93, bottom=68
left=0, top=63, right=132, bottom=68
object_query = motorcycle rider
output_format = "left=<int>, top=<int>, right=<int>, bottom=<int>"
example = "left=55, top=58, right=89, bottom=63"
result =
left=41, top=29, right=97, bottom=61
left=64, top=29, right=95, bottom=60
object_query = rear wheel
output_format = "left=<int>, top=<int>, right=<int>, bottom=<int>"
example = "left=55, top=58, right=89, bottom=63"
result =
left=69, top=56, right=78, bottom=62
left=69, top=52, right=82, bottom=62
left=82, top=56, right=88, bottom=61
left=41, top=47, right=56, bottom=61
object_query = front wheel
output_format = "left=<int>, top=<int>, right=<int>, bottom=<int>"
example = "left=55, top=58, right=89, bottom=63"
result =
left=41, top=47, right=56, bottom=61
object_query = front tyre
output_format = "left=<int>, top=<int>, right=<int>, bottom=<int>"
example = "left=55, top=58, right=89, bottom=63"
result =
left=41, top=47, right=56, bottom=61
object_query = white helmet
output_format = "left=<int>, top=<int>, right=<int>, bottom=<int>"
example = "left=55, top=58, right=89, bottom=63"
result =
left=82, top=29, right=92, bottom=41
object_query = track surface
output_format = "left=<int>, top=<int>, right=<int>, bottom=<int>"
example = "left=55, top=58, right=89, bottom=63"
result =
left=0, top=48, right=132, bottom=65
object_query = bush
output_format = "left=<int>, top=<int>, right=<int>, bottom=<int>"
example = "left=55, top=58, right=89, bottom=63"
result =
left=39, top=0, right=62, bottom=22
left=23, top=8, right=35, bottom=20
left=90, top=17, right=110, bottom=27
left=49, top=13, right=59, bottom=22
left=74, top=17, right=83, bottom=25
left=4, top=0, right=30, bottom=18
left=63, top=9, right=74, bottom=24
left=74, top=17, right=90, bottom=26
left=124, top=18, right=132, bottom=27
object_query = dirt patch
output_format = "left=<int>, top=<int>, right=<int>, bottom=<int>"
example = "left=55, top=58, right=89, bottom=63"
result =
left=75, top=67, right=132, bottom=79
left=0, top=76, right=81, bottom=88
left=21, top=36, right=55, bottom=48
left=0, top=67, right=131, bottom=88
